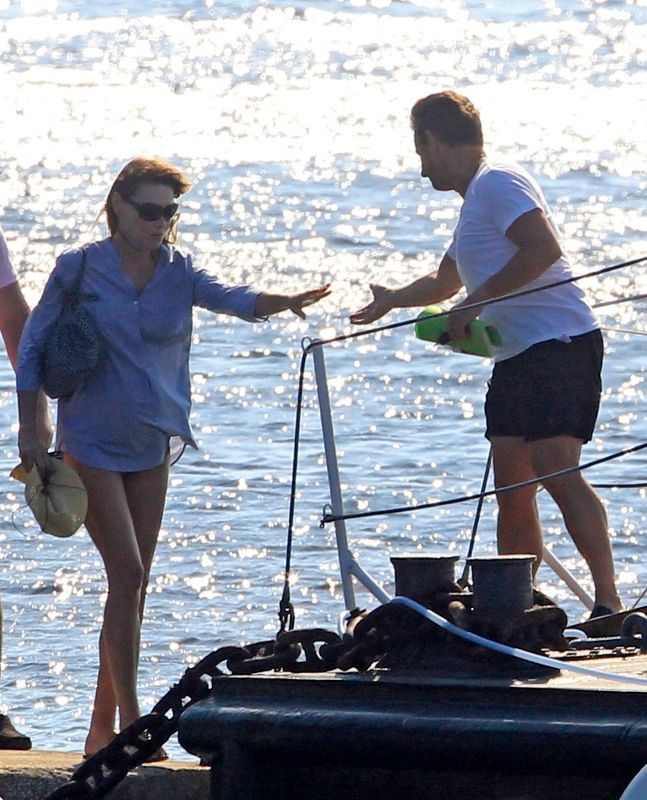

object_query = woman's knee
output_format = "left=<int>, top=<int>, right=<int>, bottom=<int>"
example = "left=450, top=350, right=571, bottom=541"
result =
left=106, top=558, right=146, bottom=595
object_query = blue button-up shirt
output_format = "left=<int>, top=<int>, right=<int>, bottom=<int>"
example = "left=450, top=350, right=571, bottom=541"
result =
left=17, top=238, right=262, bottom=470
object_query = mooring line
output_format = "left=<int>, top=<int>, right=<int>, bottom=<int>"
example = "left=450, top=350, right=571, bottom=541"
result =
left=392, top=596, right=647, bottom=688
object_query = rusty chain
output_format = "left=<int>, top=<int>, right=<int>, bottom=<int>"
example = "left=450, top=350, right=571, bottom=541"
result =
left=41, top=630, right=343, bottom=800
left=42, top=602, right=645, bottom=800
left=39, top=604, right=472, bottom=800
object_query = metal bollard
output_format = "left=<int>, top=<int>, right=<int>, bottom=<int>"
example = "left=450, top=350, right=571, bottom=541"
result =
left=390, top=554, right=460, bottom=607
left=468, top=555, right=536, bottom=621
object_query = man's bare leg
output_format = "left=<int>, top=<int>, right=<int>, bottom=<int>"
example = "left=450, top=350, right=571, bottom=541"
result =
left=491, top=436, right=543, bottom=575
left=529, top=435, right=623, bottom=612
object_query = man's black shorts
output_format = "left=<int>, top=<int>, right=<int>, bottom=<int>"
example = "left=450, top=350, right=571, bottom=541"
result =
left=485, top=329, right=603, bottom=443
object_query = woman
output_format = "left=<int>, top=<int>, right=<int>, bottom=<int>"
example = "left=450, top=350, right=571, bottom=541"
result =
left=16, top=158, right=330, bottom=758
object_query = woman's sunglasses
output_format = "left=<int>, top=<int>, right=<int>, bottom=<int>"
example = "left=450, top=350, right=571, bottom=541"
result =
left=123, top=197, right=179, bottom=222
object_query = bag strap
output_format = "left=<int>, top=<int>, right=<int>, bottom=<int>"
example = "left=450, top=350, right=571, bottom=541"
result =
left=68, top=248, right=87, bottom=296
left=54, top=247, right=95, bottom=306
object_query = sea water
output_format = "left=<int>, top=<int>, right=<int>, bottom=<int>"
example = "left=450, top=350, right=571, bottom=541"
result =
left=0, top=0, right=645, bottom=758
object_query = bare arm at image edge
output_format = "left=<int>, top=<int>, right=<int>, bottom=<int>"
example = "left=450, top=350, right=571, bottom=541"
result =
left=0, top=282, right=53, bottom=449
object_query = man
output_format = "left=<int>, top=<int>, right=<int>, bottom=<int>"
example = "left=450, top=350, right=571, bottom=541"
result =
left=350, top=90, right=622, bottom=619
left=0, top=224, right=52, bottom=748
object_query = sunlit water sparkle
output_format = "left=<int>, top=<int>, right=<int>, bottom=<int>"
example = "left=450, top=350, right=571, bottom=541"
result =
left=0, top=0, right=645, bottom=760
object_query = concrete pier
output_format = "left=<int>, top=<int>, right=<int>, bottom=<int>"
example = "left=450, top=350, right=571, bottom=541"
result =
left=0, top=750, right=209, bottom=800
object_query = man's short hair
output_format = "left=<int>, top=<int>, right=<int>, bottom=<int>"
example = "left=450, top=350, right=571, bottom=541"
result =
left=410, top=90, right=483, bottom=147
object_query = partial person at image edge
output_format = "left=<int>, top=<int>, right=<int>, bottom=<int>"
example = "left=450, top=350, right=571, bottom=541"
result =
left=0, top=225, right=52, bottom=749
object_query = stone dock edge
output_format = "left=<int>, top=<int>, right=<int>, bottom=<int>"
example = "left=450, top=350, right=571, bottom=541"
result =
left=0, top=750, right=209, bottom=800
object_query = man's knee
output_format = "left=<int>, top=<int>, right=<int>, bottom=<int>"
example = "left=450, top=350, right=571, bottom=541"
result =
left=542, top=473, right=602, bottom=516
left=528, top=435, right=582, bottom=477
left=496, top=482, right=537, bottom=508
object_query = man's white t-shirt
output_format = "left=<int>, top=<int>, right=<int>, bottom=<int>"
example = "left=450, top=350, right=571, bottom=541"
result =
left=0, top=225, right=19, bottom=290
left=447, top=161, right=597, bottom=362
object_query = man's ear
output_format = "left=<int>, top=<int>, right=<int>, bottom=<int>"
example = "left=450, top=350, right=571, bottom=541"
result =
left=420, top=130, right=436, bottom=148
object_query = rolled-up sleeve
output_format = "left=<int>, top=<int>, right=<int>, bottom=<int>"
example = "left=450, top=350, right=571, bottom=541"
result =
left=16, top=264, right=67, bottom=391
left=190, top=256, right=262, bottom=322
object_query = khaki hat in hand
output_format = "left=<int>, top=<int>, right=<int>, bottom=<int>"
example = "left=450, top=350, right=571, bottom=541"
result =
left=24, top=456, right=88, bottom=538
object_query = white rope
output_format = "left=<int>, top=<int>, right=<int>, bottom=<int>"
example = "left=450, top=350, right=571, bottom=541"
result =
left=389, top=596, right=647, bottom=688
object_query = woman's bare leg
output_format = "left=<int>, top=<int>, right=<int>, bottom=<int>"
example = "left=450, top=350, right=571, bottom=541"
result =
left=86, top=630, right=117, bottom=752
left=123, top=457, right=169, bottom=654
left=70, top=461, right=142, bottom=755
left=66, top=455, right=168, bottom=756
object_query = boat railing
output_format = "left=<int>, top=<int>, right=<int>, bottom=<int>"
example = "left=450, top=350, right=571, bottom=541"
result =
left=284, top=254, right=647, bottom=624
left=311, top=340, right=599, bottom=615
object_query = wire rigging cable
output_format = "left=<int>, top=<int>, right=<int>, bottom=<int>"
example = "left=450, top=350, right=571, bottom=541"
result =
left=458, top=448, right=492, bottom=589
left=277, top=346, right=311, bottom=633
left=307, top=254, right=647, bottom=349
left=594, top=292, right=647, bottom=309
left=320, top=441, right=647, bottom=525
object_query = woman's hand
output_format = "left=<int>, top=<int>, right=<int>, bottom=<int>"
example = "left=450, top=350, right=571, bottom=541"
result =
left=349, top=284, right=395, bottom=325
left=36, top=391, right=53, bottom=450
left=18, top=426, right=50, bottom=478
left=285, top=284, right=331, bottom=319
left=18, top=389, right=51, bottom=478
left=254, top=284, right=331, bottom=320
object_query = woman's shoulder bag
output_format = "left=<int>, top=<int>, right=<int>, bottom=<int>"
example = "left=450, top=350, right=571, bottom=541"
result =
left=42, top=248, right=103, bottom=399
